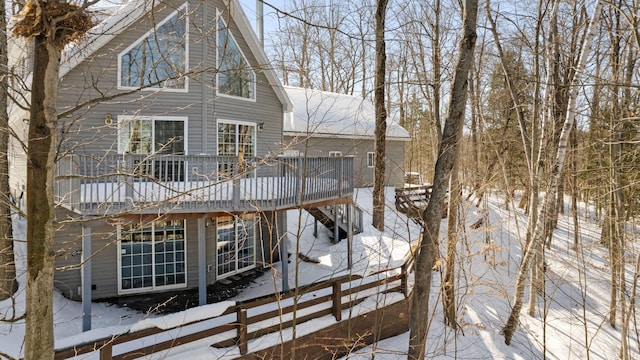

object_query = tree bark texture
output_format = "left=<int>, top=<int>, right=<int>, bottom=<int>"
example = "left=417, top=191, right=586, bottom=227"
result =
left=372, top=0, right=388, bottom=231
left=25, top=35, right=61, bottom=360
left=443, top=155, right=461, bottom=329
left=502, top=0, right=603, bottom=345
left=408, top=0, right=478, bottom=358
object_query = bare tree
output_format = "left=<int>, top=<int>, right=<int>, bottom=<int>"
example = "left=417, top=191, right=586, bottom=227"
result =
left=12, top=1, right=94, bottom=357
left=0, top=0, right=18, bottom=301
left=372, top=0, right=388, bottom=231
left=502, top=0, right=603, bottom=345
left=408, top=0, right=478, bottom=357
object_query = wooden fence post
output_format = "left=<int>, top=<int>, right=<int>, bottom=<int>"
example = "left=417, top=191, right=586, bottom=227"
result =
left=400, top=263, right=408, bottom=298
left=237, top=308, right=248, bottom=355
left=100, top=343, right=112, bottom=360
left=332, top=281, right=342, bottom=321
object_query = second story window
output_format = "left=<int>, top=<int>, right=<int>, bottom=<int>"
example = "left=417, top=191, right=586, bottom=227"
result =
left=217, top=14, right=255, bottom=100
left=119, top=4, right=188, bottom=90
left=118, top=117, right=186, bottom=155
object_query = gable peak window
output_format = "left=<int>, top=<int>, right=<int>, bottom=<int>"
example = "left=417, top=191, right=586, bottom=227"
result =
left=217, top=14, right=256, bottom=100
left=119, top=4, right=188, bottom=91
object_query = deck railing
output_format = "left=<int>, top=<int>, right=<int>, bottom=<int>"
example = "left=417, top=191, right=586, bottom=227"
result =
left=55, top=154, right=353, bottom=215
left=53, top=251, right=416, bottom=360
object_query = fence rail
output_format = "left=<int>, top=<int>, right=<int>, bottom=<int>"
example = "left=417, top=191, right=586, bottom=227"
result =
left=55, top=154, right=354, bottom=215
left=54, top=251, right=415, bottom=360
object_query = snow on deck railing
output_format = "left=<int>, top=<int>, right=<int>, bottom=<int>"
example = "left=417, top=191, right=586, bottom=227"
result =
left=54, top=154, right=354, bottom=215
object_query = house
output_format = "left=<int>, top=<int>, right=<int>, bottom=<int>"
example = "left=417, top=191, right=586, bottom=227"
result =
left=282, top=86, right=411, bottom=188
left=8, top=0, right=356, bottom=329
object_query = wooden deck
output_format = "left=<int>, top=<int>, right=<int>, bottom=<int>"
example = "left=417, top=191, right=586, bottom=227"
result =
left=55, top=154, right=354, bottom=215
left=395, top=185, right=432, bottom=221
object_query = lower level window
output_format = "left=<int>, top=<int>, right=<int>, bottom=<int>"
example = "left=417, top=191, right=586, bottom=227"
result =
left=119, top=220, right=186, bottom=293
left=217, top=214, right=256, bottom=279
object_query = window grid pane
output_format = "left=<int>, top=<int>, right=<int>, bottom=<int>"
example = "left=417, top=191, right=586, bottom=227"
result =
left=120, top=220, right=186, bottom=292
left=217, top=215, right=256, bottom=278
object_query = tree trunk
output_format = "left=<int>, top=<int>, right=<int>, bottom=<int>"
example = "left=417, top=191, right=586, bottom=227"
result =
left=0, top=0, right=17, bottom=301
left=408, top=1, right=478, bottom=357
left=372, top=0, right=388, bottom=231
left=25, top=35, right=61, bottom=360
left=443, top=156, right=461, bottom=328
left=502, top=0, right=603, bottom=344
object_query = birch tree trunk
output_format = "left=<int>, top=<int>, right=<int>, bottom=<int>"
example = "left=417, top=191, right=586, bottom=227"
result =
left=372, top=0, right=388, bottom=231
left=408, top=0, right=478, bottom=357
left=0, top=0, right=17, bottom=301
left=502, top=0, right=603, bottom=345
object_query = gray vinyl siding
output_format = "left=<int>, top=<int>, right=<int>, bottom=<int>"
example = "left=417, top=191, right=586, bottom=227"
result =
left=22, top=0, right=289, bottom=299
left=54, top=213, right=205, bottom=300
left=54, top=209, right=119, bottom=300
left=285, top=135, right=406, bottom=188
left=57, top=0, right=284, bottom=159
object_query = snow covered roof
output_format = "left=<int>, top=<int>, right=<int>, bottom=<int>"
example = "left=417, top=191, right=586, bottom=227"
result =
left=283, top=86, right=411, bottom=141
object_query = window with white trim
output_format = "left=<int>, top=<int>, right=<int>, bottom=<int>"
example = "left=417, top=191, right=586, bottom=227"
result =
left=217, top=214, right=257, bottom=278
left=217, top=14, right=255, bottom=99
left=118, top=116, right=186, bottom=181
left=329, top=151, right=343, bottom=157
left=367, top=152, right=374, bottom=168
left=119, top=220, right=186, bottom=293
left=118, top=116, right=186, bottom=155
left=119, top=4, right=188, bottom=90
left=217, top=120, right=255, bottom=157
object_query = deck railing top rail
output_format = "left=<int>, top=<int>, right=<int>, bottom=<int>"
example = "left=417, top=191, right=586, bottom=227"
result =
left=54, top=154, right=354, bottom=215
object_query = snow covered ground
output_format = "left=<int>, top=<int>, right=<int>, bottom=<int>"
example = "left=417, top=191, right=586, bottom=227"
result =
left=1, top=187, right=638, bottom=359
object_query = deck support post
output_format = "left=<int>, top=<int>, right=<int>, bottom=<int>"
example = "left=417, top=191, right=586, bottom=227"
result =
left=81, top=223, right=92, bottom=332
left=313, top=218, right=318, bottom=238
left=280, top=216, right=289, bottom=291
left=347, top=203, right=353, bottom=270
left=333, top=204, right=339, bottom=243
left=198, top=216, right=207, bottom=306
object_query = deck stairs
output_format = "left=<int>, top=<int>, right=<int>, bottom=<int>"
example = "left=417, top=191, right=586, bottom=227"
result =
left=307, top=204, right=363, bottom=243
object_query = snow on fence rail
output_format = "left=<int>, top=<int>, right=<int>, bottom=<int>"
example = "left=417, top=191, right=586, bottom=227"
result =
left=55, top=154, right=354, bottom=215
left=53, top=253, right=416, bottom=359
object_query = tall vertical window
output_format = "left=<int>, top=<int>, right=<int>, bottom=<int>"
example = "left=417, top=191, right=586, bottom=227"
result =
left=217, top=120, right=256, bottom=177
left=217, top=15, right=255, bottom=99
left=367, top=152, right=374, bottom=168
left=119, top=5, right=188, bottom=90
left=119, top=220, right=186, bottom=293
left=217, top=215, right=256, bottom=278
